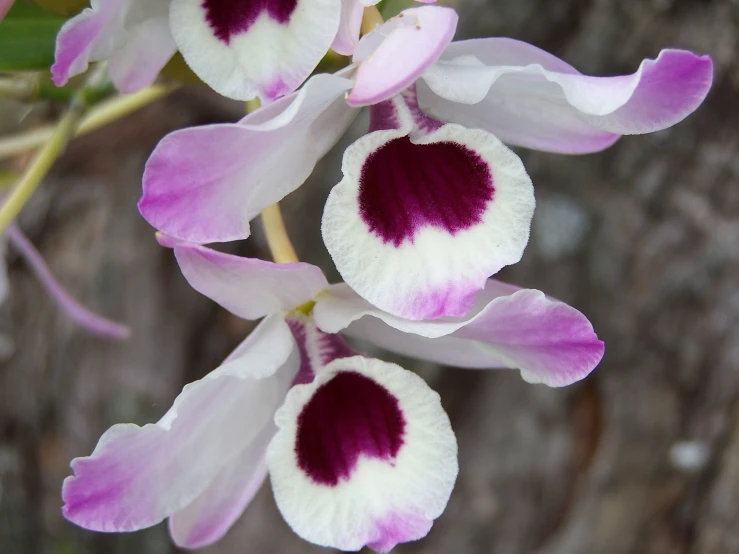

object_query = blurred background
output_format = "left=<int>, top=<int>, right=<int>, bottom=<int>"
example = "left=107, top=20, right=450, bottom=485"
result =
left=1, top=0, right=738, bottom=553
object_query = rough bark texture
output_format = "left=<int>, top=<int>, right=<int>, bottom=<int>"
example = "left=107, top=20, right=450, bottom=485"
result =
left=1, top=0, right=738, bottom=553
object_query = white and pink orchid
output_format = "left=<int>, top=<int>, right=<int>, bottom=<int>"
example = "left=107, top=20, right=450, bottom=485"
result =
left=61, top=238, right=604, bottom=551
left=50, top=0, right=408, bottom=100
left=138, top=5, right=713, bottom=320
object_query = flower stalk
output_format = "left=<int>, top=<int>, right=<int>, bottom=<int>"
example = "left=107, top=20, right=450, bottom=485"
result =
left=0, top=102, right=82, bottom=234
left=0, top=85, right=174, bottom=160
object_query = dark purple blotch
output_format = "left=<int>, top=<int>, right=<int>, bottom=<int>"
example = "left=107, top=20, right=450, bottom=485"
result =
left=296, top=371, right=406, bottom=486
left=203, top=0, right=298, bottom=44
left=358, top=137, right=494, bottom=247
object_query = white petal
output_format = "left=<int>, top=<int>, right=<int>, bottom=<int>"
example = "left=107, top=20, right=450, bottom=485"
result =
left=419, top=38, right=713, bottom=153
left=168, top=422, right=274, bottom=549
left=267, top=355, right=457, bottom=552
left=322, top=119, right=535, bottom=320
left=170, top=0, right=341, bottom=101
left=62, top=316, right=298, bottom=532
left=169, top=243, right=328, bottom=320
left=314, top=281, right=605, bottom=387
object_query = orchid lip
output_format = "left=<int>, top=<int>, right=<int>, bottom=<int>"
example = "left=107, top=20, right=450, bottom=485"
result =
left=295, top=370, right=406, bottom=486
left=204, top=0, right=299, bottom=44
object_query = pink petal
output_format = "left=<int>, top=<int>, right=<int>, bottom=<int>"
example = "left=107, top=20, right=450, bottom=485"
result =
left=419, top=38, right=713, bottom=153
left=330, top=0, right=366, bottom=56
left=52, top=0, right=174, bottom=92
left=139, top=72, right=355, bottom=243
left=171, top=243, right=328, bottom=320
left=168, top=423, right=273, bottom=549
left=347, top=5, right=458, bottom=107
left=169, top=0, right=341, bottom=101
left=314, top=280, right=604, bottom=387
left=267, top=355, right=457, bottom=551
left=62, top=316, right=298, bottom=532
left=0, top=0, right=14, bottom=23
left=323, top=92, right=534, bottom=320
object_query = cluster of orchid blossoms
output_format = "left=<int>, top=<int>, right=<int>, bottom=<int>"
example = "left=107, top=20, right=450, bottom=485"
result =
left=54, top=0, right=713, bottom=552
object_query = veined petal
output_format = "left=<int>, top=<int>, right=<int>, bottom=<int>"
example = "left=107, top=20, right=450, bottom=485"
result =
left=52, top=0, right=175, bottom=92
left=268, top=355, right=457, bottom=552
left=169, top=243, right=328, bottom=320
left=62, top=316, right=298, bottom=532
left=347, top=5, right=457, bottom=107
left=168, top=422, right=273, bottom=549
left=419, top=38, right=713, bottom=154
left=323, top=94, right=534, bottom=320
left=170, top=0, right=341, bottom=101
left=139, top=72, right=356, bottom=243
left=314, top=280, right=604, bottom=387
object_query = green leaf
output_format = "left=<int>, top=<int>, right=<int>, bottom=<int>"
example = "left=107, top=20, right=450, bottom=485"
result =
left=0, top=2, right=67, bottom=72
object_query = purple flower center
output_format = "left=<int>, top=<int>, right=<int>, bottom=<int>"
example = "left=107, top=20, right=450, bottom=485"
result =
left=358, top=137, right=494, bottom=247
left=203, top=0, right=299, bottom=44
left=296, top=371, right=406, bottom=486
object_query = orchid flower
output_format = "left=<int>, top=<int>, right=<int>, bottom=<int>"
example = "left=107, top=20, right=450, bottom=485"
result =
left=1, top=223, right=129, bottom=340
left=50, top=0, right=397, bottom=100
left=138, top=5, right=713, bottom=321
left=62, top=238, right=604, bottom=551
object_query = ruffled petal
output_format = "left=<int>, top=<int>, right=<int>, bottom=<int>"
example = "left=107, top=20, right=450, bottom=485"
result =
left=168, top=422, right=273, bottom=549
left=314, top=280, right=604, bottom=387
left=267, top=355, right=457, bottom=552
left=169, top=242, right=328, bottom=320
left=62, top=316, right=298, bottom=532
left=52, top=0, right=175, bottom=92
left=347, top=5, right=457, bottom=107
left=139, top=72, right=356, bottom=243
left=419, top=38, right=713, bottom=153
left=169, top=0, right=341, bottom=101
left=323, top=93, right=534, bottom=320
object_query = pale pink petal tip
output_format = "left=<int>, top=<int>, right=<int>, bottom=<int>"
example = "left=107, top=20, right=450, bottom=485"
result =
left=421, top=39, right=713, bottom=154
left=347, top=5, right=458, bottom=107
left=314, top=281, right=604, bottom=387
left=139, top=73, right=354, bottom=244
left=171, top=243, right=328, bottom=320
left=63, top=316, right=297, bottom=533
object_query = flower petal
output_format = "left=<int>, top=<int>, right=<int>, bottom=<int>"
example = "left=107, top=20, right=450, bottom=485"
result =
left=168, top=422, right=273, bottom=549
left=62, top=316, right=298, bottom=532
left=330, top=0, right=366, bottom=56
left=169, top=0, right=341, bottom=101
left=419, top=39, right=713, bottom=153
left=139, top=72, right=356, bottom=243
left=170, top=243, right=328, bottom=320
left=107, top=15, right=178, bottom=93
left=267, top=355, right=457, bottom=552
left=323, top=113, right=534, bottom=320
left=314, top=280, right=604, bottom=387
left=347, top=5, right=458, bottom=107
left=52, top=0, right=175, bottom=92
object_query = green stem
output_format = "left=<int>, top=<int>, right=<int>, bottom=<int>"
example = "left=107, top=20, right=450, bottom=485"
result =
left=0, top=103, right=82, bottom=234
